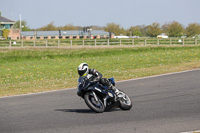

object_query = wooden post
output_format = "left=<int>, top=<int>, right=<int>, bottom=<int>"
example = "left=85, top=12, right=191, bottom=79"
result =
left=183, top=39, right=184, bottom=46
left=132, top=39, right=134, bottom=46
left=46, top=40, right=47, bottom=47
left=70, top=40, right=72, bottom=46
left=21, top=40, right=23, bottom=47
left=9, top=40, right=11, bottom=48
left=83, top=39, right=84, bottom=46
left=107, top=39, right=109, bottom=46
left=120, top=39, right=121, bottom=46
left=58, top=40, right=60, bottom=47
left=95, top=39, right=96, bottom=46
left=170, top=38, right=172, bottom=45
left=145, top=39, right=146, bottom=46
left=157, top=39, right=159, bottom=46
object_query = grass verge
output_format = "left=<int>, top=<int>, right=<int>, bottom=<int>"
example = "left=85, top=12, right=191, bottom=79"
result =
left=0, top=46, right=200, bottom=97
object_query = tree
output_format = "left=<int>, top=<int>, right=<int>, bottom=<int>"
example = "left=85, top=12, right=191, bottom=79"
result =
left=104, top=23, right=125, bottom=35
left=2, top=29, right=10, bottom=39
left=128, top=26, right=141, bottom=36
left=137, top=25, right=149, bottom=37
left=37, top=22, right=57, bottom=31
left=90, top=26, right=104, bottom=30
left=14, top=20, right=31, bottom=31
left=167, top=21, right=184, bottom=37
left=161, top=23, right=170, bottom=33
left=59, top=24, right=77, bottom=30
left=146, top=22, right=161, bottom=37
left=185, top=23, right=200, bottom=37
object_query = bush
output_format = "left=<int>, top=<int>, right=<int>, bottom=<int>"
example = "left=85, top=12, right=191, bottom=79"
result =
left=2, top=29, right=10, bottom=39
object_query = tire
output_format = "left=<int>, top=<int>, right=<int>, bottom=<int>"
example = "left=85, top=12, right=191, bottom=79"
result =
left=84, top=92, right=105, bottom=113
left=118, top=91, right=132, bottom=110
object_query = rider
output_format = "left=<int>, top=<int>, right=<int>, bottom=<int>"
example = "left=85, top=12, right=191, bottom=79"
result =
left=77, top=63, right=120, bottom=97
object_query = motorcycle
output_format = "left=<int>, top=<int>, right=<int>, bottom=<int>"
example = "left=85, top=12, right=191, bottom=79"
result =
left=77, top=74, right=132, bottom=113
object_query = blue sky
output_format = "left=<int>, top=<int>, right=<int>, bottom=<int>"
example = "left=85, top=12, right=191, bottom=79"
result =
left=1, top=0, right=200, bottom=29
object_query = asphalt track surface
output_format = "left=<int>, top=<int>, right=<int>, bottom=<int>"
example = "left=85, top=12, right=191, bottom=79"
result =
left=1, top=69, right=200, bottom=133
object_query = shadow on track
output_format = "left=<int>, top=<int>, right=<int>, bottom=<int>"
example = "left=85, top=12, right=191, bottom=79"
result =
left=55, top=108, right=121, bottom=114
left=55, top=109, right=95, bottom=114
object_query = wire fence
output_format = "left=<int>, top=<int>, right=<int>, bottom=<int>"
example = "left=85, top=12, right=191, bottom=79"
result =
left=0, top=38, right=199, bottom=48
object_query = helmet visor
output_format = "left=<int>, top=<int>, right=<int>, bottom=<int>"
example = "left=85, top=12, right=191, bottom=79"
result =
left=78, top=69, right=87, bottom=76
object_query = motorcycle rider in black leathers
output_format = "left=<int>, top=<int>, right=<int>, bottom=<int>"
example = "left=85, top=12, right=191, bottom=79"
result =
left=77, top=63, right=120, bottom=97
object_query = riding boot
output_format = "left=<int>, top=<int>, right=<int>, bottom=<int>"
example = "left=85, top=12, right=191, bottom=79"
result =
left=109, top=85, right=122, bottom=101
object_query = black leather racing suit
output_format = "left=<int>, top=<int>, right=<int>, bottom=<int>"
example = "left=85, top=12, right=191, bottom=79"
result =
left=89, top=69, right=111, bottom=87
left=88, top=69, right=120, bottom=98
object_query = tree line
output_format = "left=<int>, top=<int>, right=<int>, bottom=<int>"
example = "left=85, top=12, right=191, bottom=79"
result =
left=105, top=21, right=200, bottom=38
left=14, top=20, right=200, bottom=38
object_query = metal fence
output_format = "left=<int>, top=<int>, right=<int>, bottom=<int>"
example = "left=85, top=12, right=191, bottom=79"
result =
left=0, top=38, right=199, bottom=48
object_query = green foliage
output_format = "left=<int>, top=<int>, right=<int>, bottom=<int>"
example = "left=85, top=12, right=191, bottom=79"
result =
left=167, top=21, right=184, bottom=37
left=58, top=24, right=77, bottom=30
left=146, top=23, right=161, bottom=37
left=11, top=19, right=200, bottom=38
left=129, top=26, right=142, bottom=36
left=104, top=23, right=126, bottom=35
left=137, top=25, right=149, bottom=37
left=37, top=21, right=57, bottom=31
left=2, top=29, right=10, bottom=39
left=185, top=23, right=200, bottom=37
left=37, top=22, right=81, bottom=31
left=14, top=20, right=31, bottom=31
left=161, top=23, right=169, bottom=33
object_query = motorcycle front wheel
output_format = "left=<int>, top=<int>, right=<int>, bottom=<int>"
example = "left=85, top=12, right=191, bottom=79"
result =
left=84, top=92, right=105, bottom=113
left=118, top=91, right=132, bottom=110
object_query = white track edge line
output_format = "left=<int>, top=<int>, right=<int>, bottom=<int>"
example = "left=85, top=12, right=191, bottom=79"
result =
left=1, top=68, right=200, bottom=99
left=181, top=130, right=200, bottom=133
left=117, top=68, right=200, bottom=83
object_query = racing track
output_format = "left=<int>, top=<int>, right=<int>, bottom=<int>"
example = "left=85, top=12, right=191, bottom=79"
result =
left=0, top=69, right=200, bottom=133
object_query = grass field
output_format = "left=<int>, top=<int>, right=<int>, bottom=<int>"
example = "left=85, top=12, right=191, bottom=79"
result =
left=1, top=46, right=200, bottom=97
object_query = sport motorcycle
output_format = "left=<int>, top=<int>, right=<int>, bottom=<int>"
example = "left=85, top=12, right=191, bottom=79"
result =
left=77, top=74, right=132, bottom=113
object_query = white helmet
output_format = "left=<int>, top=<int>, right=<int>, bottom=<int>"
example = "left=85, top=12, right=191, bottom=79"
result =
left=78, top=63, right=89, bottom=76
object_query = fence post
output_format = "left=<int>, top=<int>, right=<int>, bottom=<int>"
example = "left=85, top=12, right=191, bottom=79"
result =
left=58, top=40, right=60, bottom=47
left=183, top=39, right=184, bottom=46
left=157, top=39, right=159, bottom=46
left=107, top=39, right=109, bottom=46
left=34, top=40, right=35, bottom=47
left=120, top=39, right=121, bottom=46
left=132, top=39, right=134, bottom=46
left=9, top=40, right=11, bottom=48
left=195, top=39, right=197, bottom=45
left=95, top=39, right=96, bottom=46
left=46, top=40, right=47, bottom=47
left=83, top=39, right=84, bottom=46
left=70, top=40, right=72, bottom=46
left=170, top=38, right=172, bottom=45
left=21, top=40, right=23, bottom=47
left=145, top=39, right=146, bottom=46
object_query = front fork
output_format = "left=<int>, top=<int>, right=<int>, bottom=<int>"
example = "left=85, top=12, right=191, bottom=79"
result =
left=91, top=91, right=108, bottom=107
left=92, top=91, right=99, bottom=102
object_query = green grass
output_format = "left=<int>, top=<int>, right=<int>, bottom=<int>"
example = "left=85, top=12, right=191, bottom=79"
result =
left=1, top=46, right=200, bottom=97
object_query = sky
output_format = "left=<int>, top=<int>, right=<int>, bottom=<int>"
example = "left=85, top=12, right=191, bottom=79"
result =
left=0, top=0, right=200, bottom=29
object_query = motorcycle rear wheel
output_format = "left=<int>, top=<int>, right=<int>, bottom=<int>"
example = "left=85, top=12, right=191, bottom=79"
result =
left=84, top=92, right=105, bottom=113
